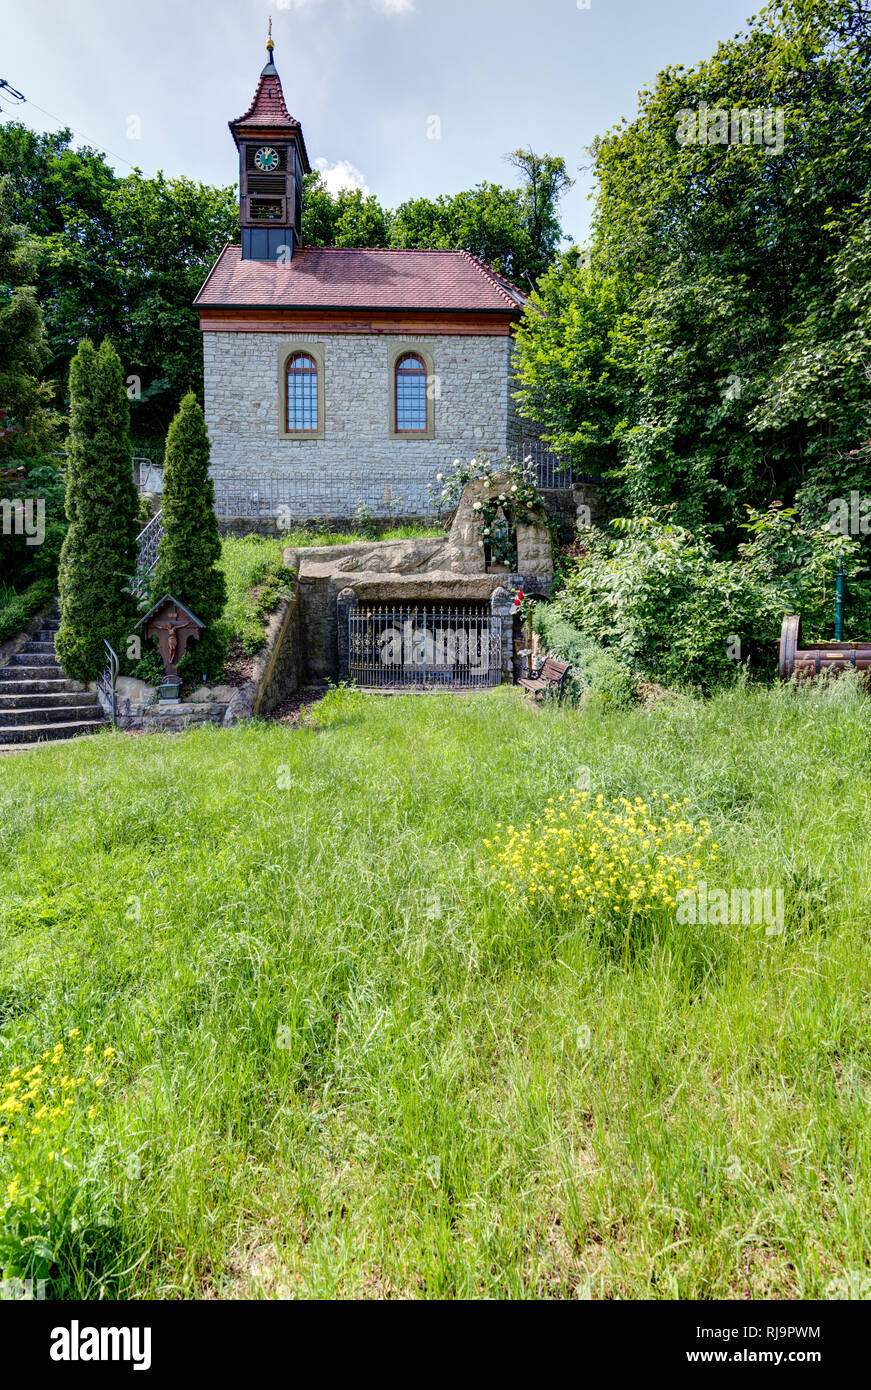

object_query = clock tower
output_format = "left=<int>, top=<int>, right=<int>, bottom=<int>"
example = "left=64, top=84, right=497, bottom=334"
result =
left=229, top=21, right=311, bottom=262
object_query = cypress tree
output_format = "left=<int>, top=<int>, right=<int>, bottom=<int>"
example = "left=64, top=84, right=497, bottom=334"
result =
left=56, top=339, right=140, bottom=682
left=152, top=393, right=227, bottom=680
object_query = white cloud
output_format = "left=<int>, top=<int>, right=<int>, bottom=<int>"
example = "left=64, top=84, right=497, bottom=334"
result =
left=314, top=157, right=370, bottom=195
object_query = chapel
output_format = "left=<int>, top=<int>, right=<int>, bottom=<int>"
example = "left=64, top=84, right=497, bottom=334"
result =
left=194, top=28, right=538, bottom=523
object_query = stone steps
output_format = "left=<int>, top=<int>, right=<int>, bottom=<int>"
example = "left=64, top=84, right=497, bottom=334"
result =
left=0, top=609, right=108, bottom=748
left=0, top=690, right=98, bottom=710
left=0, top=719, right=107, bottom=746
left=0, top=677, right=76, bottom=695
left=0, top=704, right=104, bottom=727
left=8, top=651, right=60, bottom=667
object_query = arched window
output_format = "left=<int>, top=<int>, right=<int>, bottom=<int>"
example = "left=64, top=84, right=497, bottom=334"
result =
left=395, top=353, right=428, bottom=434
left=286, top=352, right=318, bottom=432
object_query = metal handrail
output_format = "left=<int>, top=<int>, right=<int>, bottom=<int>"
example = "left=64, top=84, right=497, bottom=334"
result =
left=132, top=509, right=163, bottom=598
left=132, top=455, right=163, bottom=493
left=98, top=640, right=119, bottom=727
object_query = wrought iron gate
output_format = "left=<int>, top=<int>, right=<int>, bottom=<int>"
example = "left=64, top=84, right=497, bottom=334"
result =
left=348, top=604, right=501, bottom=690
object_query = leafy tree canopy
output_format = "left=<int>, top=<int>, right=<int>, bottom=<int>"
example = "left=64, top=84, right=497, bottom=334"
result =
left=290, top=149, right=573, bottom=288
left=0, top=172, right=58, bottom=455
left=513, top=0, right=871, bottom=541
left=0, top=125, right=238, bottom=444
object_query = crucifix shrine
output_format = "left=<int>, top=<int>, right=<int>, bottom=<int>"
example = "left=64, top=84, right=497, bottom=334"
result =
left=135, top=595, right=205, bottom=694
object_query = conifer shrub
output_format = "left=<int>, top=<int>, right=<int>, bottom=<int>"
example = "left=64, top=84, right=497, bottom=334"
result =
left=151, top=394, right=227, bottom=681
left=55, top=340, right=140, bottom=682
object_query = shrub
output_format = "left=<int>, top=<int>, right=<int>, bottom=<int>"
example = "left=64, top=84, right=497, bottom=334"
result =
left=533, top=605, right=636, bottom=706
left=0, top=575, right=56, bottom=646
left=151, top=394, right=227, bottom=681
left=738, top=502, right=871, bottom=641
left=554, top=517, right=785, bottom=690
left=55, top=340, right=140, bottom=682
left=485, top=790, right=718, bottom=934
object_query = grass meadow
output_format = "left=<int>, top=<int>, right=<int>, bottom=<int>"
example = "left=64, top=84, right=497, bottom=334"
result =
left=0, top=679, right=869, bottom=1299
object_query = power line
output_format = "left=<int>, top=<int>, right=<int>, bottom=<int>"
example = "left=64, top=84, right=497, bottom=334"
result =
left=1, top=76, right=140, bottom=172
left=0, top=78, right=26, bottom=106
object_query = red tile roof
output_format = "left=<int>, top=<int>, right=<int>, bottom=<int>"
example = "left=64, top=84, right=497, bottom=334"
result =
left=230, top=70, right=300, bottom=132
left=195, top=245, right=529, bottom=314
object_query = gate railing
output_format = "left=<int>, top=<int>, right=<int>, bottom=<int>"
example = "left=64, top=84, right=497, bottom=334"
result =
left=515, top=444, right=576, bottom=490
left=348, top=604, right=501, bottom=690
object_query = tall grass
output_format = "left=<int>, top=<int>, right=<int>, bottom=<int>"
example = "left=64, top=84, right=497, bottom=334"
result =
left=217, top=536, right=292, bottom=655
left=281, top=524, right=445, bottom=547
left=0, top=678, right=869, bottom=1298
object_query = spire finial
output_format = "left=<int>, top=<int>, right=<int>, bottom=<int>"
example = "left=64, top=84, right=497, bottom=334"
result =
left=266, top=15, right=274, bottom=53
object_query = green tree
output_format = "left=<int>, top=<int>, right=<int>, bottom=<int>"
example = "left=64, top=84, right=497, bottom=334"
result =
left=301, top=174, right=391, bottom=248
left=513, top=0, right=871, bottom=538
left=55, top=340, right=140, bottom=681
left=0, top=174, right=64, bottom=591
left=390, top=184, right=532, bottom=281
left=0, top=175, right=58, bottom=456
left=0, top=125, right=237, bottom=440
left=391, top=151, right=571, bottom=288
left=151, top=393, right=227, bottom=681
left=506, top=147, right=574, bottom=283
left=303, top=150, right=572, bottom=288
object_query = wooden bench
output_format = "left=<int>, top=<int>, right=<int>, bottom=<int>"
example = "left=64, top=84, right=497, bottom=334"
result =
left=518, top=656, right=570, bottom=700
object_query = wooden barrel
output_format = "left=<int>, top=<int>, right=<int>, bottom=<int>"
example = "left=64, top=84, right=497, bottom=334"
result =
left=778, top=614, right=871, bottom=680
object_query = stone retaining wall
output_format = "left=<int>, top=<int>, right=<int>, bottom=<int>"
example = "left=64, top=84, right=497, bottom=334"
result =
left=226, top=589, right=301, bottom=721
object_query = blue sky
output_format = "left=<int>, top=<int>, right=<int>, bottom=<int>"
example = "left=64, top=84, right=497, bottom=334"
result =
left=2, top=0, right=755, bottom=243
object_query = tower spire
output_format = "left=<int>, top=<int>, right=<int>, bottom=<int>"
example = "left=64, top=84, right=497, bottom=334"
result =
left=262, top=15, right=277, bottom=76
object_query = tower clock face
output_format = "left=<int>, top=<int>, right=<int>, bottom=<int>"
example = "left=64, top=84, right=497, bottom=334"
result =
left=253, top=146, right=280, bottom=172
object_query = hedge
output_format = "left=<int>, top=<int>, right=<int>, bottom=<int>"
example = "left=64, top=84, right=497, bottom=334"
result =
left=0, top=576, right=57, bottom=647
left=532, top=606, right=637, bottom=707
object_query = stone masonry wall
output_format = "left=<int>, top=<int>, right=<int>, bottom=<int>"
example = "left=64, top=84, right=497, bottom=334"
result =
left=203, top=331, right=518, bottom=520
left=507, top=342, right=546, bottom=459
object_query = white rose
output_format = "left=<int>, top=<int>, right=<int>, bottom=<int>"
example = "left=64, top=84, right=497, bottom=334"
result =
left=436, top=473, right=444, bottom=481
left=473, top=502, right=482, bottom=511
